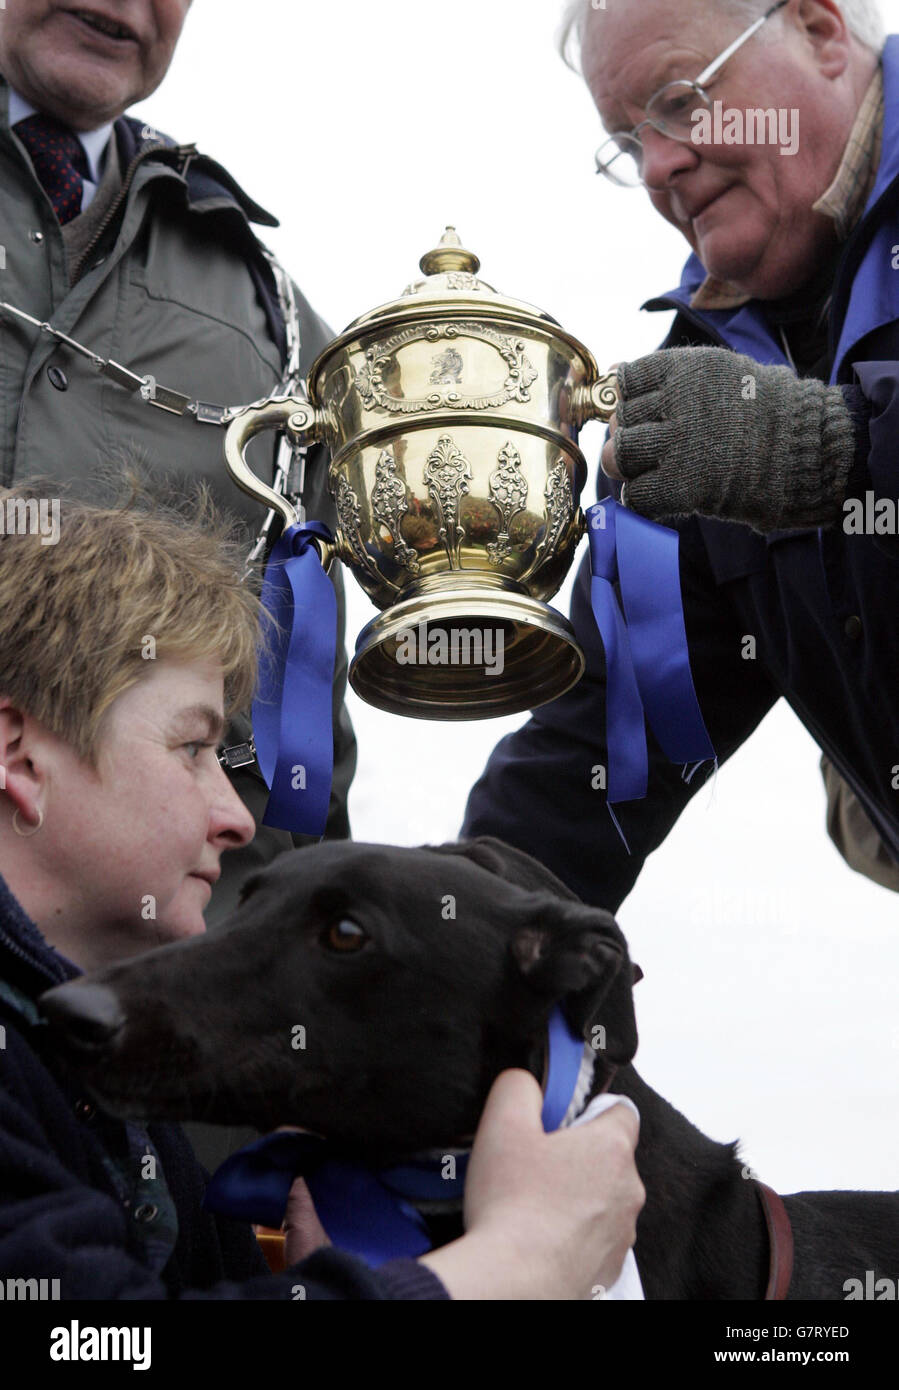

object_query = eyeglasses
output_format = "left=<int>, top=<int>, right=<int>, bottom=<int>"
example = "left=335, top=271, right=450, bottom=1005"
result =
left=594, top=0, right=789, bottom=187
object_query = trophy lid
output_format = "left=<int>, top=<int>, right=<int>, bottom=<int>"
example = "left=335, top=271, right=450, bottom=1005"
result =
left=417, top=226, right=481, bottom=278
left=337, top=227, right=563, bottom=338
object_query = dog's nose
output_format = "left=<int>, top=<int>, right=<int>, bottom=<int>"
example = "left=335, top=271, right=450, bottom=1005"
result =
left=39, top=982, right=126, bottom=1051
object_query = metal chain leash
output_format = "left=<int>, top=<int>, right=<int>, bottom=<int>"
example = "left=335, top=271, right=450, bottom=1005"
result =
left=0, top=297, right=235, bottom=423
left=0, top=245, right=308, bottom=581
left=221, top=250, right=310, bottom=771
left=242, top=248, right=309, bottom=577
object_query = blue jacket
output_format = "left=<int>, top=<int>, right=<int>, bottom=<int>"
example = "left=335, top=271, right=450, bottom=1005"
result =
left=0, top=875, right=446, bottom=1299
left=463, top=40, right=899, bottom=909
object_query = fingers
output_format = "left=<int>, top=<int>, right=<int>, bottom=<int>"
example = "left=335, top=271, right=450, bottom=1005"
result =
left=283, top=1175, right=331, bottom=1264
left=572, top=1107, right=645, bottom=1282
left=555, top=1098, right=641, bottom=1182
left=600, top=362, right=667, bottom=482
left=474, top=1067, right=545, bottom=1139
left=618, top=350, right=672, bottom=398
left=586, top=1099, right=640, bottom=1147
left=601, top=417, right=621, bottom=479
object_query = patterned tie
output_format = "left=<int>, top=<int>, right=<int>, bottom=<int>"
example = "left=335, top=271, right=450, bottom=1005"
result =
left=14, top=112, right=91, bottom=224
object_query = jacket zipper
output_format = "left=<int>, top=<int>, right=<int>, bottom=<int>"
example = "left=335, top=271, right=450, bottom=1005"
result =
left=0, top=926, right=68, bottom=996
left=71, top=141, right=194, bottom=285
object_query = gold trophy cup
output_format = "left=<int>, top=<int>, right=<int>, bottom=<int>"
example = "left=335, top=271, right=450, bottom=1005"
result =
left=223, top=229, right=619, bottom=719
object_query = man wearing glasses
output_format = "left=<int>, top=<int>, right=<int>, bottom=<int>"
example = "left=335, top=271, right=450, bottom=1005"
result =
left=463, top=0, right=899, bottom=905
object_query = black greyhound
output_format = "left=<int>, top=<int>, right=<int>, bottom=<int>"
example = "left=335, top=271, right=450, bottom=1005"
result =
left=40, top=838, right=899, bottom=1300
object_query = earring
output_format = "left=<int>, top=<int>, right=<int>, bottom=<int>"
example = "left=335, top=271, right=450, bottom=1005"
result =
left=12, top=807, right=43, bottom=837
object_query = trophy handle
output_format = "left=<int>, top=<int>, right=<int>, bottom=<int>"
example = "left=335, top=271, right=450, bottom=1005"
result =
left=582, top=371, right=620, bottom=423
left=224, top=394, right=323, bottom=530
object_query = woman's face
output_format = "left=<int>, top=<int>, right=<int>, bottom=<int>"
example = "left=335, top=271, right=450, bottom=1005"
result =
left=16, top=656, right=255, bottom=971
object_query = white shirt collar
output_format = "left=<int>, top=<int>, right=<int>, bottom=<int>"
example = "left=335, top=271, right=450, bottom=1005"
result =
left=7, top=86, right=113, bottom=185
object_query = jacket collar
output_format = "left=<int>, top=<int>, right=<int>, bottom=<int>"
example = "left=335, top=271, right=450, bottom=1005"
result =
left=863, top=34, right=899, bottom=207
left=0, top=871, right=80, bottom=1016
left=114, top=114, right=279, bottom=227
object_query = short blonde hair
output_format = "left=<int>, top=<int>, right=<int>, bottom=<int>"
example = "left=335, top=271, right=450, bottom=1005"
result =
left=0, top=469, right=267, bottom=766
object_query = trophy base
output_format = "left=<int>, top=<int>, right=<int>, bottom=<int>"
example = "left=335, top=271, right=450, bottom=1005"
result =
left=348, top=579, right=585, bottom=720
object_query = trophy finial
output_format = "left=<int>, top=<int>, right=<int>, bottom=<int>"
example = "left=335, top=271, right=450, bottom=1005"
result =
left=419, top=227, right=481, bottom=277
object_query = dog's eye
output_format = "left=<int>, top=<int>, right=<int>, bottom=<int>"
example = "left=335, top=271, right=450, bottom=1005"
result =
left=322, top=919, right=368, bottom=953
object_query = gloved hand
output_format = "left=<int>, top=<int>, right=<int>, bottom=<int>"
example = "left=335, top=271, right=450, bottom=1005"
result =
left=601, top=346, right=860, bottom=532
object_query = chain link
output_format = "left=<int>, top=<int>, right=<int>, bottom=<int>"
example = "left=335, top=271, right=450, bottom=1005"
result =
left=241, top=248, right=308, bottom=578
left=1, top=242, right=308, bottom=579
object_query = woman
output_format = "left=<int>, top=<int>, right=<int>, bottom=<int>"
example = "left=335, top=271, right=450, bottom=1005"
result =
left=0, top=476, right=643, bottom=1300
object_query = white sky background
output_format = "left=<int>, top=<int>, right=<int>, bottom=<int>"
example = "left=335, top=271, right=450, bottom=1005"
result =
left=134, top=0, right=898, bottom=1193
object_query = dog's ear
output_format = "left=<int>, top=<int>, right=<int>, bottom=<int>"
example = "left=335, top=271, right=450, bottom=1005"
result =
left=511, top=900, right=638, bottom=1067
left=429, top=837, right=638, bottom=1065
left=428, top=836, right=581, bottom=902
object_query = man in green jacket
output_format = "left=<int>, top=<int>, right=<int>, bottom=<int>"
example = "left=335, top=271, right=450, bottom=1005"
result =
left=0, top=2, right=356, bottom=882
left=0, top=1, right=356, bottom=1166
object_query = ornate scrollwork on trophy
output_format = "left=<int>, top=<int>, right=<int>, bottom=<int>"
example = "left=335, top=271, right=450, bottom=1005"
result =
left=542, top=459, right=574, bottom=554
left=371, top=448, right=420, bottom=576
left=519, top=458, right=574, bottom=584
left=591, top=372, right=619, bottom=419
left=424, top=435, right=472, bottom=568
left=335, top=475, right=397, bottom=590
left=402, top=271, right=483, bottom=297
left=354, top=322, right=537, bottom=415
left=445, top=272, right=482, bottom=291
left=487, top=442, right=529, bottom=565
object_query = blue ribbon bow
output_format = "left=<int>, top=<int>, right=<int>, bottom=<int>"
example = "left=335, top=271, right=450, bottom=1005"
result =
left=203, top=1005, right=585, bottom=1268
left=251, top=520, right=336, bottom=836
left=586, top=499, right=715, bottom=810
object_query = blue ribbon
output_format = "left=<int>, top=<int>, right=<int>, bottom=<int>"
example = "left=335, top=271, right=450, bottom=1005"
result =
left=204, top=1132, right=435, bottom=1264
left=541, top=1004, right=585, bottom=1132
left=586, top=499, right=715, bottom=807
left=251, top=520, right=336, bottom=836
left=203, top=1006, right=584, bottom=1268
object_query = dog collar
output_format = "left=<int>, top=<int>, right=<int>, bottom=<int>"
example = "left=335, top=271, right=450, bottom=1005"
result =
left=203, top=1005, right=589, bottom=1267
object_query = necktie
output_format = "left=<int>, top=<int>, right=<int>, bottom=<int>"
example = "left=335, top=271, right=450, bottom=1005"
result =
left=14, top=112, right=91, bottom=225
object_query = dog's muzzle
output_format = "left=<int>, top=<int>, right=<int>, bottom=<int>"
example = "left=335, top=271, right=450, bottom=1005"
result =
left=40, top=982, right=126, bottom=1058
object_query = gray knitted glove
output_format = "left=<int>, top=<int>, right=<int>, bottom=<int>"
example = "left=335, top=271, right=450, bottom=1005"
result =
left=610, top=347, right=857, bottom=532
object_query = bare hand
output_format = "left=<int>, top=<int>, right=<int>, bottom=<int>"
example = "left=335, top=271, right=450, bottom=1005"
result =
left=283, top=1175, right=331, bottom=1265
left=271, top=1126, right=331, bottom=1265
left=421, top=1068, right=644, bottom=1299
